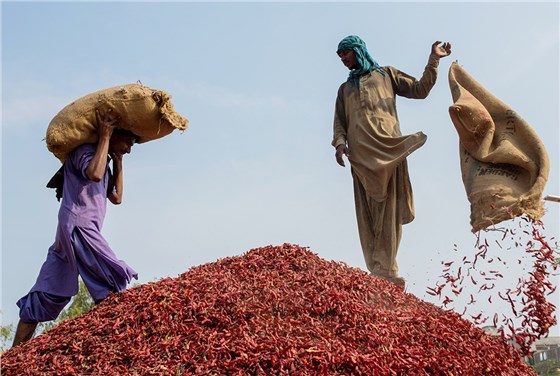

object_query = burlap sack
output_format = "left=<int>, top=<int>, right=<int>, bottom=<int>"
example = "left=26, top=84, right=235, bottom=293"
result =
left=46, top=83, right=188, bottom=162
left=448, top=61, right=549, bottom=232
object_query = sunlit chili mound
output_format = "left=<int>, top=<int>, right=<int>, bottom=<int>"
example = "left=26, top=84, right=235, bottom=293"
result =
left=2, top=244, right=535, bottom=375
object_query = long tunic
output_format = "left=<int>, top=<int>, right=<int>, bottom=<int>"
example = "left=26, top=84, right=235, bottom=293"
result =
left=332, top=55, right=439, bottom=223
left=24, top=144, right=137, bottom=300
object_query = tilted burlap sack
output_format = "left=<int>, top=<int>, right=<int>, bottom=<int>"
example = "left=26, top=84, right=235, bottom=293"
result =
left=448, top=61, right=549, bottom=232
left=46, top=83, right=188, bottom=162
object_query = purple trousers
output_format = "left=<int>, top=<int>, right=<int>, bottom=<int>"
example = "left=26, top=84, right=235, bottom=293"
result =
left=17, top=227, right=137, bottom=323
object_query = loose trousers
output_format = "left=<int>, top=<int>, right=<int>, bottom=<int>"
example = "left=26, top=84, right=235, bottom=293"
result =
left=352, top=168, right=404, bottom=278
left=17, top=227, right=136, bottom=323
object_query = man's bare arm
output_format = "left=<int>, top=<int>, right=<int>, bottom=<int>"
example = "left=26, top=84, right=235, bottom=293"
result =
left=86, top=109, right=118, bottom=182
left=108, top=153, right=124, bottom=205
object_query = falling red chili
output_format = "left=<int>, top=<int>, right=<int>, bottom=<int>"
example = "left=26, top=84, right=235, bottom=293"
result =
left=428, top=217, right=557, bottom=360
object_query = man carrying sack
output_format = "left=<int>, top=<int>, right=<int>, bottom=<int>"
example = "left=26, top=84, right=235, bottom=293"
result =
left=12, top=109, right=139, bottom=347
left=332, top=35, right=451, bottom=289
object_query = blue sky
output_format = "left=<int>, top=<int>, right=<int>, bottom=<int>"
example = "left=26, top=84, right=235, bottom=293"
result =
left=2, top=1, right=559, bottom=338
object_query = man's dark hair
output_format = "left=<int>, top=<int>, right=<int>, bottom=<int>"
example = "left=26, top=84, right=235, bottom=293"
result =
left=113, top=128, right=140, bottom=142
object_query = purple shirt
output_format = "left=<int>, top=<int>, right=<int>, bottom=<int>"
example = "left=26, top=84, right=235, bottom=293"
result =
left=60, top=143, right=109, bottom=230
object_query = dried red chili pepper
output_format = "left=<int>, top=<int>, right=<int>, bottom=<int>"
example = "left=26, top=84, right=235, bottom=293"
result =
left=428, top=216, right=557, bottom=360
left=3, top=243, right=535, bottom=375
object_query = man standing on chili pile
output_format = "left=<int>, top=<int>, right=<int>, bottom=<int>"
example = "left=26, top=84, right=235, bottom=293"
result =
left=332, top=35, right=451, bottom=289
left=12, top=109, right=139, bottom=347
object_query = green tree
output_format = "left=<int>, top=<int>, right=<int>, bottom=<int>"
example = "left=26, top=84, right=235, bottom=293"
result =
left=0, top=279, right=94, bottom=352
left=532, top=359, right=560, bottom=375
left=0, top=321, right=14, bottom=352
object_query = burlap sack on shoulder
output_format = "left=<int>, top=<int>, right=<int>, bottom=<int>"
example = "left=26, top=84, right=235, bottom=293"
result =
left=46, top=83, right=188, bottom=162
left=448, top=61, right=549, bottom=232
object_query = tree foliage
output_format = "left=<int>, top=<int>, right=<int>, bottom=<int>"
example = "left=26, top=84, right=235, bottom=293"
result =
left=0, top=321, right=14, bottom=352
left=531, top=359, right=560, bottom=375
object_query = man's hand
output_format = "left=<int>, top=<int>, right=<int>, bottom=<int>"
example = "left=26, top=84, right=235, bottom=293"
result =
left=110, top=152, right=124, bottom=164
left=335, top=144, right=349, bottom=167
left=86, top=109, right=120, bottom=183
left=108, top=151, right=124, bottom=205
left=110, top=151, right=124, bottom=171
left=95, top=108, right=119, bottom=140
left=431, top=41, right=452, bottom=59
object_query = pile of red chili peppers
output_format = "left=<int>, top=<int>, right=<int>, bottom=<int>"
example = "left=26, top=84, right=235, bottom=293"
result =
left=428, top=217, right=558, bottom=359
left=3, top=243, right=535, bottom=375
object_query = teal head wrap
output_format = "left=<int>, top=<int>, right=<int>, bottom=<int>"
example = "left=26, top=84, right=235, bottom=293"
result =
left=337, top=35, right=385, bottom=86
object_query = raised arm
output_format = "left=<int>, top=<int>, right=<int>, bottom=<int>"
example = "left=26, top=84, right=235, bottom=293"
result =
left=85, top=109, right=118, bottom=182
left=389, top=41, right=452, bottom=99
left=108, top=153, right=124, bottom=205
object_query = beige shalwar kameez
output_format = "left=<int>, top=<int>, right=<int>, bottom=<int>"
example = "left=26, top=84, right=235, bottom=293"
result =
left=332, top=55, right=440, bottom=278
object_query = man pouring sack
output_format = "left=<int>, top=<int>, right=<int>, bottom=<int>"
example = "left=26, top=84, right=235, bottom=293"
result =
left=332, top=35, right=451, bottom=289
